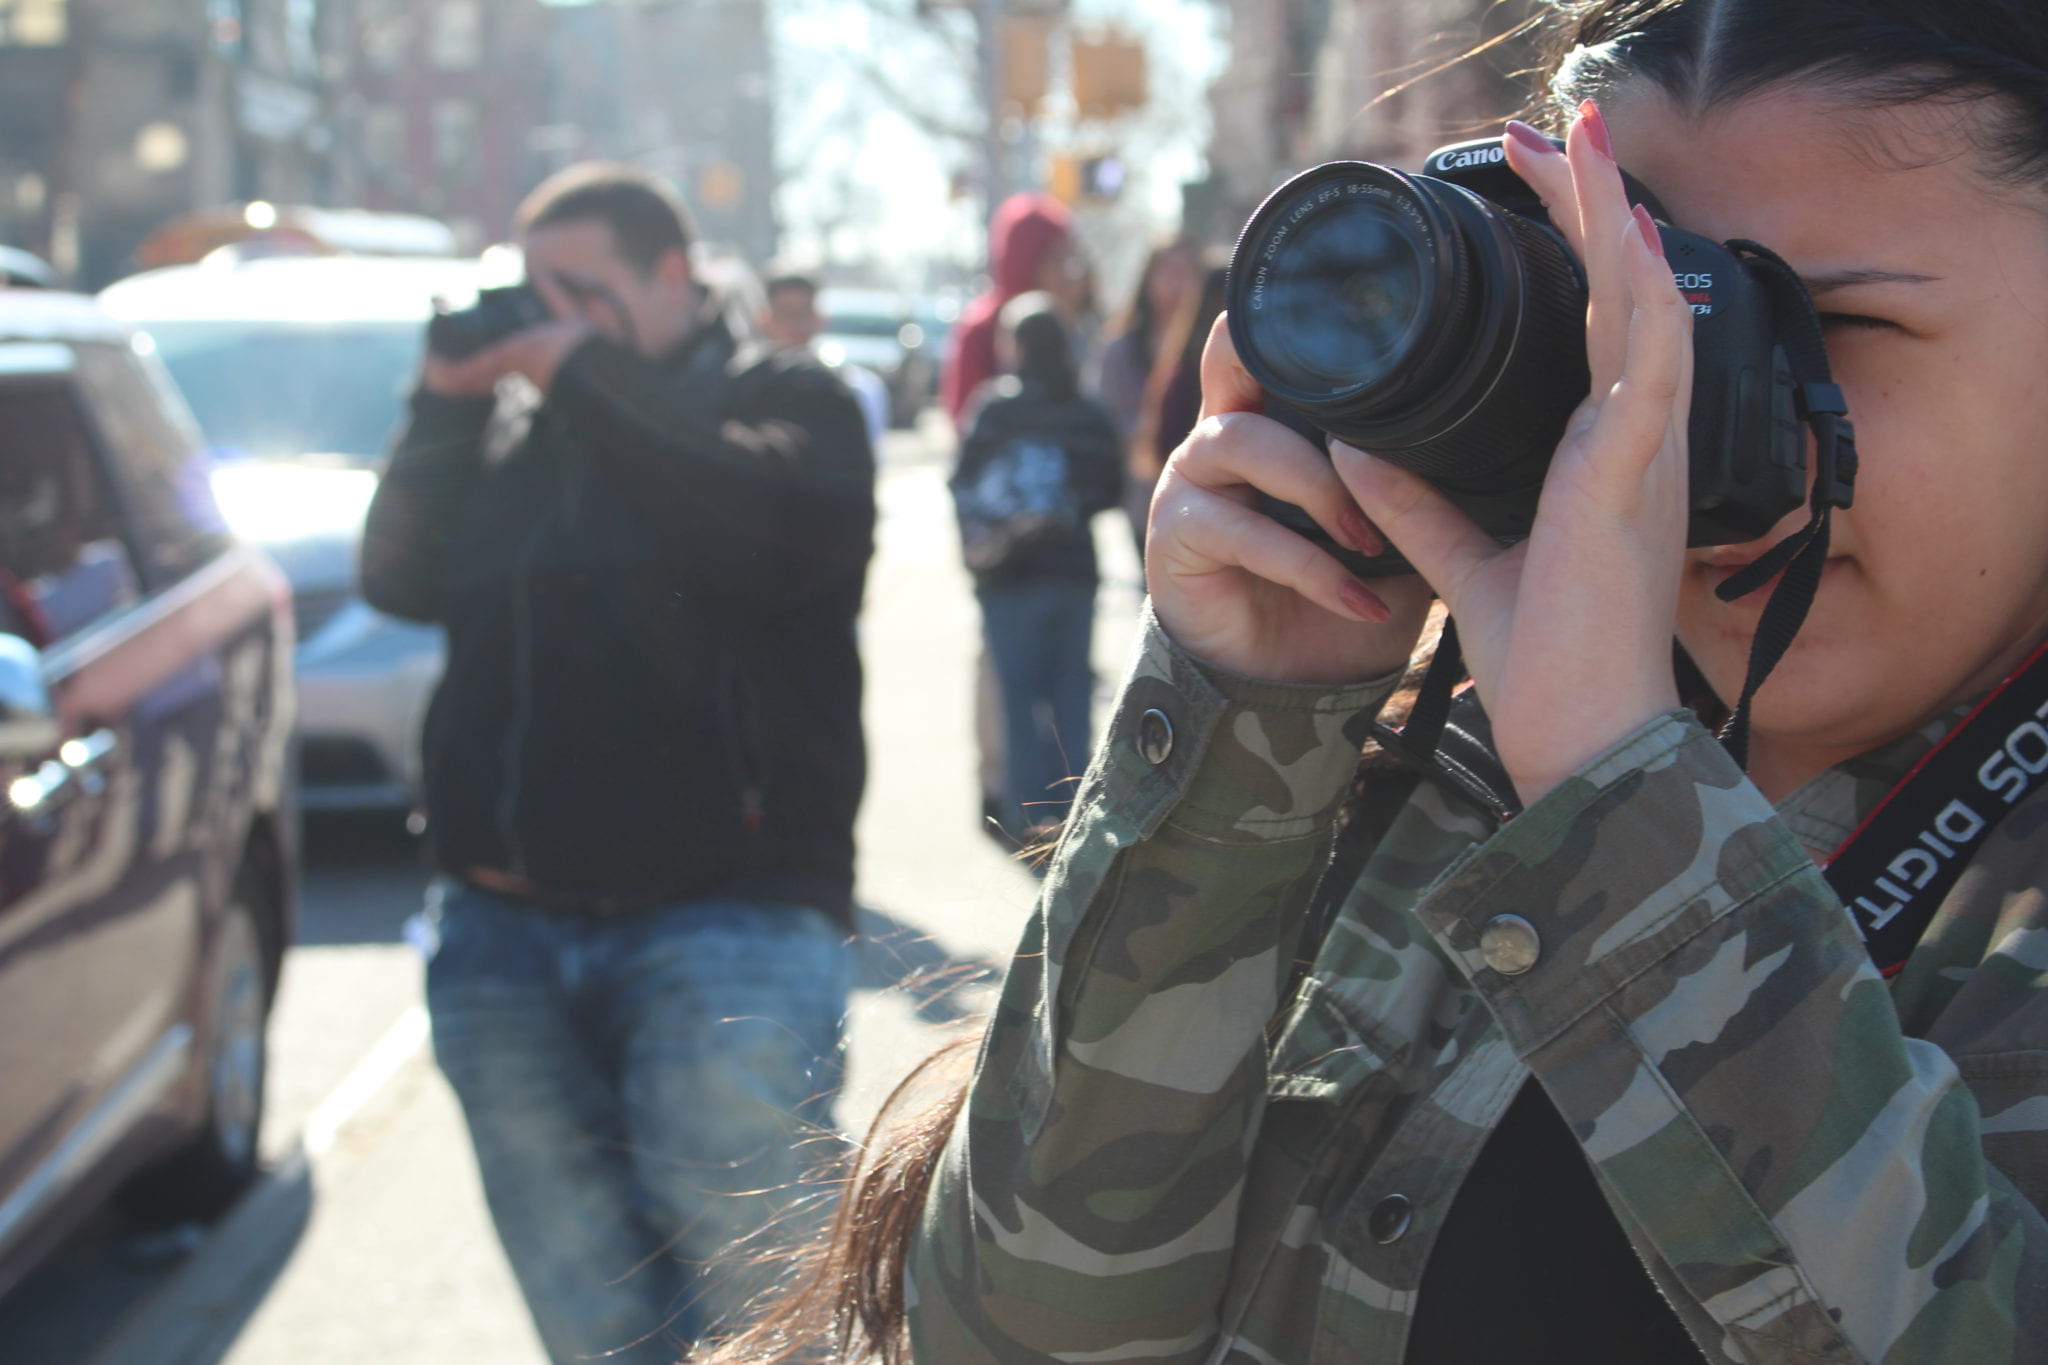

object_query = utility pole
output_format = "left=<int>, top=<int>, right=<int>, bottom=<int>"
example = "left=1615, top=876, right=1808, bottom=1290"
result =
left=42, top=0, right=92, bottom=277
left=974, top=0, right=1007, bottom=217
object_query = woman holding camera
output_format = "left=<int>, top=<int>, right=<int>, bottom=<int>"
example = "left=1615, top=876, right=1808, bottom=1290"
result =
left=709, top=2, right=2048, bottom=1361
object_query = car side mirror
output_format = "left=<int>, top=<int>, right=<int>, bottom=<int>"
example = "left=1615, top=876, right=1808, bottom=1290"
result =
left=0, top=634, right=58, bottom=760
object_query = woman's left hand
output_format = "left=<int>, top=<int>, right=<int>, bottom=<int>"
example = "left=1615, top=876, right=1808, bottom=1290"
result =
left=1333, top=103, right=1695, bottom=804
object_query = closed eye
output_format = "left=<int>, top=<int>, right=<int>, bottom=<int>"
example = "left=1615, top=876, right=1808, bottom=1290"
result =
left=1817, top=312, right=1898, bottom=332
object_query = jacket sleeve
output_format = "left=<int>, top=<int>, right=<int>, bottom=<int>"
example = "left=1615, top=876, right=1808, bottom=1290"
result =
left=1076, top=405, right=1127, bottom=518
left=1412, top=711, right=2048, bottom=1364
left=358, top=388, right=494, bottom=624
left=907, top=611, right=1400, bottom=1363
left=544, top=337, right=876, bottom=606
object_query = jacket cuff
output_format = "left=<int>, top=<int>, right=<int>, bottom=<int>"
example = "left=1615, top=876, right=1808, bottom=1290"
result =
left=1411, top=709, right=1814, bottom=1051
left=1069, top=607, right=1402, bottom=852
left=402, top=387, right=494, bottom=441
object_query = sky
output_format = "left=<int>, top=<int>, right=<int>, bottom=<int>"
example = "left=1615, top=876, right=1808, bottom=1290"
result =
left=771, top=0, right=1227, bottom=291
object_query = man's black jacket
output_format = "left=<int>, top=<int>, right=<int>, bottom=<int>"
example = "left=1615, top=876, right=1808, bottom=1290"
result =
left=360, top=307, right=876, bottom=923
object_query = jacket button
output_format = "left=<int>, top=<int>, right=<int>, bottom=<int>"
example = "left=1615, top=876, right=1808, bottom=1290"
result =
left=1369, top=1193, right=1413, bottom=1244
left=1480, top=914, right=1541, bottom=975
left=1137, top=708, right=1174, bottom=765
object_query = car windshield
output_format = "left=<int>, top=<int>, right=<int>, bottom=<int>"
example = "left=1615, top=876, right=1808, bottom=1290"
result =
left=141, top=319, right=424, bottom=463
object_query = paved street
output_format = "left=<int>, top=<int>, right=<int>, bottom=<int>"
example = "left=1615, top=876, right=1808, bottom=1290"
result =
left=0, top=415, right=1144, bottom=1364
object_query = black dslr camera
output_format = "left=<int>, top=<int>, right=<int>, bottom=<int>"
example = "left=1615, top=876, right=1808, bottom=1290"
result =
left=1227, top=135, right=1831, bottom=574
left=426, top=283, right=550, bottom=361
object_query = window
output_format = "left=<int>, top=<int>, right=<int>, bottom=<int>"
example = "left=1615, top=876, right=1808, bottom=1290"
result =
left=357, top=0, right=408, bottom=76
left=429, top=0, right=479, bottom=70
left=71, top=342, right=229, bottom=587
left=432, top=99, right=478, bottom=181
left=0, top=378, right=140, bottom=646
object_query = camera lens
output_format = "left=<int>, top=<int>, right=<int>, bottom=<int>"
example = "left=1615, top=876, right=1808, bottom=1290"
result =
left=1259, top=197, right=1432, bottom=395
left=1227, top=160, right=1590, bottom=502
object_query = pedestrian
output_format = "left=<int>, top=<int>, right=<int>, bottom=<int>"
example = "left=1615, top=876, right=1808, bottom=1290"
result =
left=703, top=2, right=2048, bottom=1361
left=759, top=270, right=890, bottom=451
left=942, top=192, right=1092, bottom=837
left=1090, top=237, right=1200, bottom=550
left=950, top=293, right=1123, bottom=844
left=1127, top=262, right=1228, bottom=553
left=358, top=162, right=875, bottom=1363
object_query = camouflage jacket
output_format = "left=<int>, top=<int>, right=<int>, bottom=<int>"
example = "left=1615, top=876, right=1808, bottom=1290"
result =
left=907, top=612, right=2048, bottom=1363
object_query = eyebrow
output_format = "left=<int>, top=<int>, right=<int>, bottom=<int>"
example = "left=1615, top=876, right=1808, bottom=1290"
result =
left=1800, top=268, right=1941, bottom=296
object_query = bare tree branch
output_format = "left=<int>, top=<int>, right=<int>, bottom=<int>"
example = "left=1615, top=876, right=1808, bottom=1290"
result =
left=844, top=49, right=983, bottom=145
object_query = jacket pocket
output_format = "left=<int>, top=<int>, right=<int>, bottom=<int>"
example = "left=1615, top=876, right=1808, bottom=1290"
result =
left=1267, top=976, right=1397, bottom=1103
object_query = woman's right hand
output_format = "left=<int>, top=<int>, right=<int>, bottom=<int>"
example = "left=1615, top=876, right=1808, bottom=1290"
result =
left=1145, top=321, right=1436, bottom=684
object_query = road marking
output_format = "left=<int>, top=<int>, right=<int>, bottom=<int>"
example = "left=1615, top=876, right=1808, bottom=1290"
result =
left=88, top=1004, right=434, bottom=1365
left=302, top=1004, right=429, bottom=1157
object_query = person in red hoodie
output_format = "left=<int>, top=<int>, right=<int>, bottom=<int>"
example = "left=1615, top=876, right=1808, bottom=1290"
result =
left=940, top=193, right=1081, bottom=428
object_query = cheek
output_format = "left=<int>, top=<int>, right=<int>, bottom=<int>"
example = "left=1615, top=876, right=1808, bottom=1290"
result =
left=1841, top=362, right=2048, bottom=588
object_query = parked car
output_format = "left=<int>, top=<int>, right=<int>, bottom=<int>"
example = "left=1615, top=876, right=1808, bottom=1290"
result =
left=0, top=287, right=297, bottom=1295
left=816, top=286, right=935, bottom=428
left=100, top=253, right=499, bottom=812
left=0, top=246, right=59, bottom=289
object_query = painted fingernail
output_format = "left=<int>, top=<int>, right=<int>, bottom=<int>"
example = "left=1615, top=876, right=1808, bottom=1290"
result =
left=1503, top=120, right=1554, bottom=157
left=1338, top=579, right=1389, bottom=623
left=1578, top=99, right=1615, bottom=160
left=1632, top=203, right=1664, bottom=259
left=1339, top=505, right=1386, bottom=556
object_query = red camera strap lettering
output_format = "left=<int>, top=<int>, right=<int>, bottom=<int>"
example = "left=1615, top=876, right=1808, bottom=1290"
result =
left=1824, top=636, right=2048, bottom=978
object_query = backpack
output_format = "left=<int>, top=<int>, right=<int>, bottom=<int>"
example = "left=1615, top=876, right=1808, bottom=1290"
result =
left=950, top=436, right=1082, bottom=574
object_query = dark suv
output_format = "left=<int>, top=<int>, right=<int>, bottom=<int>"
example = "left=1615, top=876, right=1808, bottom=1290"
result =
left=0, top=289, right=297, bottom=1294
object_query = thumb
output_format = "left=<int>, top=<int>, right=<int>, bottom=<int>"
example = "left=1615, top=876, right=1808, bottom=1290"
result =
left=1197, top=313, right=1267, bottom=421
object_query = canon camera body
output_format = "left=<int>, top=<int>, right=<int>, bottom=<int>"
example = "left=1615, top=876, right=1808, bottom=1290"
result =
left=1226, top=135, right=1816, bottom=573
left=426, top=283, right=551, bottom=361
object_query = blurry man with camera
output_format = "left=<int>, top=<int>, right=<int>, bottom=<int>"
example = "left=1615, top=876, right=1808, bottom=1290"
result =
left=360, top=163, right=874, bottom=1363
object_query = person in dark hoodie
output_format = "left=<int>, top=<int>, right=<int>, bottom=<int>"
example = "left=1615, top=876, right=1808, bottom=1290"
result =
left=951, top=293, right=1123, bottom=842
left=944, top=193, right=1086, bottom=836
left=358, top=163, right=874, bottom=1364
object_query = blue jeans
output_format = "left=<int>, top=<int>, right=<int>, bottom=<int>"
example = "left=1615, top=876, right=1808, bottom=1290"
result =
left=420, top=880, right=850, bottom=1362
left=978, top=580, right=1097, bottom=833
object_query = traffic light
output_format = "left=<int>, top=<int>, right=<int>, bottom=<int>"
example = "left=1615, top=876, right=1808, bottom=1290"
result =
left=1049, top=152, right=1124, bottom=205
left=1080, top=155, right=1124, bottom=199
left=1072, top=30, right=1146, bottom=119
left=1000, top=14, right=1054, bottom=115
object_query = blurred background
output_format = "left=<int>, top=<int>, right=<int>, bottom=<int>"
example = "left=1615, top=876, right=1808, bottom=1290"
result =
left=0, top=0, right=1538, bottom=303
left=0, top=2, right=1550, bottom=1361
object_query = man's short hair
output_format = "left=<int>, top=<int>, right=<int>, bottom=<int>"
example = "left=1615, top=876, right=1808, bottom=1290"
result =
left=514, top=162, right=697, bottom=276
left=763, top=271, right=820, bottom=303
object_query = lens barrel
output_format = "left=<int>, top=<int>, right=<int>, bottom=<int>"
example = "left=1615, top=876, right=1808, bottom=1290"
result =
left=1226, top=161, right=1592, bottom=526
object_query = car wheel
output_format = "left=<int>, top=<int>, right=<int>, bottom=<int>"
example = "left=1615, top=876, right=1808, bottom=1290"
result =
left=121, top=891, right=270, bottom=1225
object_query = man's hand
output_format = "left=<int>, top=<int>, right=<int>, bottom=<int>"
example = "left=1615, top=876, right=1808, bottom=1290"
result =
left=420, top=317, right=594, bottom=399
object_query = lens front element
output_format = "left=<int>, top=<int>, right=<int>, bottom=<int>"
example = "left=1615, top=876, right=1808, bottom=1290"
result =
left=1260, top=196, right=1432, bottom=396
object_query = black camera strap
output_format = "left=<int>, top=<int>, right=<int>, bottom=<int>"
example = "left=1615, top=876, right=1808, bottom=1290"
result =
left=1711, top=241, right=1860, bottom=768
left=1824, top=635, right=2048, bottom=977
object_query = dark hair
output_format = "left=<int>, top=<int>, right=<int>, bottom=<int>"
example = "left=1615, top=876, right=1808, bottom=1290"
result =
left=764, top=272, right=820, bottom=303
left=514, top=161, right=696, bottom=277
left=697, top=6, right=2048, bottom=1360
left=1000, top=291, right=1081, bottom=403
left=1534, top=0, right=2048, bottom=193
left=1108, top=237, right=1199, bottom=359
left=1132, top=262, right=1229, bottom=482
left=692, top=1037, right=976, bottom=1364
